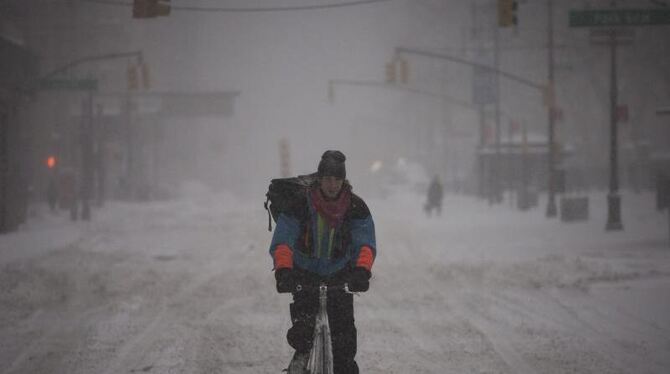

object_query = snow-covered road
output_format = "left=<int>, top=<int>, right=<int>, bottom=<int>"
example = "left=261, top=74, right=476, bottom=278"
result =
left=1, top=189, right=669, bottom=373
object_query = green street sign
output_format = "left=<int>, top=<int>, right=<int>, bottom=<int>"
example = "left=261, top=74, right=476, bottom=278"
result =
left=569, top=9, right=670, bottom=27
left=39, top=78, right=98, bottom=91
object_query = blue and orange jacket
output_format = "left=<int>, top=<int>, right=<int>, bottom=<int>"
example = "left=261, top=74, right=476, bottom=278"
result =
left=269, top=184, right=376, bottom=277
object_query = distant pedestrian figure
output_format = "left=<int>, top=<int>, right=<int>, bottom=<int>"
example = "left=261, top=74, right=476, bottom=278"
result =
left=425, top=175, right=443, bottom=217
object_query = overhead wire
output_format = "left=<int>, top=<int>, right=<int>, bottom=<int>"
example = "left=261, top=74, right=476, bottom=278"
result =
left=80, top=0, right=393, bottom=12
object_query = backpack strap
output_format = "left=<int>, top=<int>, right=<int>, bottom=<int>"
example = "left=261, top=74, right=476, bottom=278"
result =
left=264, top=196, right=272, bottom=231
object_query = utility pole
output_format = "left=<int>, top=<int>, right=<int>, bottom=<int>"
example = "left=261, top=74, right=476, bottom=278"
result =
left=124, top=93, right=135, bottom=200
left=546, top=0, right=558, bottom=218
left=605, top=25, right=623, bottom=230
left=492, top=14, right=503, bottom=205
left=479, top=103, right=487, bottom=198
left=470, top=1, right=498, bottom=202
left=80, top=90, right=94, bottom=221
left=0, top=111, right=7, bottom=232
left=94, top=103, right=106, bottom=207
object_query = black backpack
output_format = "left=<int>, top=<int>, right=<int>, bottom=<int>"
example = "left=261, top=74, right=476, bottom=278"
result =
left=264, top=173, right=317, bottom=231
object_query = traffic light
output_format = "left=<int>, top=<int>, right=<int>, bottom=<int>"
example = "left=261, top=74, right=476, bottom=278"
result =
left=46, top=155, right=57, bottom=169
left=127, top=64, right=138, bottom=90
left=498, top=0, right=518, bottom=27
left=156, top=0, right=171, bottom=16
left=133, top=0, right=171, bottom=19
left=385, top=62, right=396, bottom=83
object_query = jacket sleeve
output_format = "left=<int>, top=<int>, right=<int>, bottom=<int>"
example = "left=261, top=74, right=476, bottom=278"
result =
left=269, top=213, right=301, bottom=270
left=350, top=215, right=376, bottom=272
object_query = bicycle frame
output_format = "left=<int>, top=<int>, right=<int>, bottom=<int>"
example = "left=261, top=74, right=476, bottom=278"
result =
left=306, top=284, right=334, bottom=374
left=289, top=282, right=353, bottom=374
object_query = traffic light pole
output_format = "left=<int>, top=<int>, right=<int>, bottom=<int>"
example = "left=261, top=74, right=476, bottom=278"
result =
left=80, top=91, right=94, bottom=221
left=546, top=0, right=558, bottom=218
left=124, top=93, right=135, bottom=200
left=492, top=19, right=503, bottom=205
left=605, top=28, right=623, bottom=231
left=328, top=79, right=479, bottom=109
left=395, top=47, right=545, bottom=92
left=37, top=51, right=144, bottom=83
left=479, top=104, right=487, bottom=198
left=94, top=103, right=106, bottom=207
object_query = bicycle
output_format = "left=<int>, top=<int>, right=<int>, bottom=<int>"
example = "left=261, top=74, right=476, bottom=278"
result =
left=282, top=282, right=354, bottom=374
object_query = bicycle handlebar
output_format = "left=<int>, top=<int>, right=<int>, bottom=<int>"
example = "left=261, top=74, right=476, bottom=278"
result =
left=293, top=282, right=352, bottom=294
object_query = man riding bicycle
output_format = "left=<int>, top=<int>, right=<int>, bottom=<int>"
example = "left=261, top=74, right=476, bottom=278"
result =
left=269, top=150, right=377, bottom=374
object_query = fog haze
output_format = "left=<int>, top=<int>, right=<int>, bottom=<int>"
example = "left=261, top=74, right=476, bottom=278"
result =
left=4, top=0, right=668, bottom=199
left=1, top=1, right=670, bottom=372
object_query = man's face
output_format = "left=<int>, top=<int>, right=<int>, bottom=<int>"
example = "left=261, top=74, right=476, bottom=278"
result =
left=319, top=176, right=344, bottom=199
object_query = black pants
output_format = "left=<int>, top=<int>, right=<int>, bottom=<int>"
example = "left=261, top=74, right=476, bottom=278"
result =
left=287, top=289, right=359, bottom=374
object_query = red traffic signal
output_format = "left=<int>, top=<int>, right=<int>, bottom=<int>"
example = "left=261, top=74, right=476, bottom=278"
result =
left=46, top=155, right=57, bottom=169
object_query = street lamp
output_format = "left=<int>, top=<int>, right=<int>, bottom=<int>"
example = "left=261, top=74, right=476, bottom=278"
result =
left=545, top=0, right=558, bottom=218
left=605, top=28, right=623, bottom=231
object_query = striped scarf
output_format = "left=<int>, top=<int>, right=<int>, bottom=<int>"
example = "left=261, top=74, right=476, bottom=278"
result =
left=310, top=186, right=351, bottom=229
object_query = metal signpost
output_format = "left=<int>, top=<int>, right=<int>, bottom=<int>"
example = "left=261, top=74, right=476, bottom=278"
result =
left=569, top=7, right=670, bottom=231
left=656, top=106, right=670, bottom=247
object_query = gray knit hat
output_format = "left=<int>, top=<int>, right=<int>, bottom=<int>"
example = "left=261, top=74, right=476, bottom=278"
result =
left=317, top=150, right=346, bottom=179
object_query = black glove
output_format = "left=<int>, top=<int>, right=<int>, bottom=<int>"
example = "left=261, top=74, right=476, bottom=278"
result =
left=348, top=267, right=371, bottom=292
left=275, top=268, right=296, bottom=293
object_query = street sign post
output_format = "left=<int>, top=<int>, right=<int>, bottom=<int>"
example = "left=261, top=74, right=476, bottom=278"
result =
left=39, top=78, right=98, bottom=91
left=570, top=7, right=669, bottom=232
left=569, top=9, right=670, bottom=27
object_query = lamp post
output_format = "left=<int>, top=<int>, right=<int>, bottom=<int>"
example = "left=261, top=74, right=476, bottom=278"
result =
left=605, top=27, right=623, bottom=231
left=80, top=91, right=94, bottom=221
left=545, top=0, right=558, bottom=218
left=655, top=106, right=670, bottom=246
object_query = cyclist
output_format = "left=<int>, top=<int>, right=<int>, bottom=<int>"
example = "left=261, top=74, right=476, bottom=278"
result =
left=270, top=150, right=377, bottom=373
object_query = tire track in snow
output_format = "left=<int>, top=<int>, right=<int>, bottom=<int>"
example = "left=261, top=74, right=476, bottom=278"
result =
left=543, top=290, right=670, bottom=373
left=98, top=214, right=268, bottom=374
left=371, top=222, right=539, bottom=374
left=360, top=294, right=462, bottom=373
left=2, top=305, right=110, bottom=374
left=446, top=292, right=538, bottom=374
left=461, top=288, right=667, bottom=373
left=99, top=261, right=228, bottom=374
left=497, top=288, right=670, bottom=349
